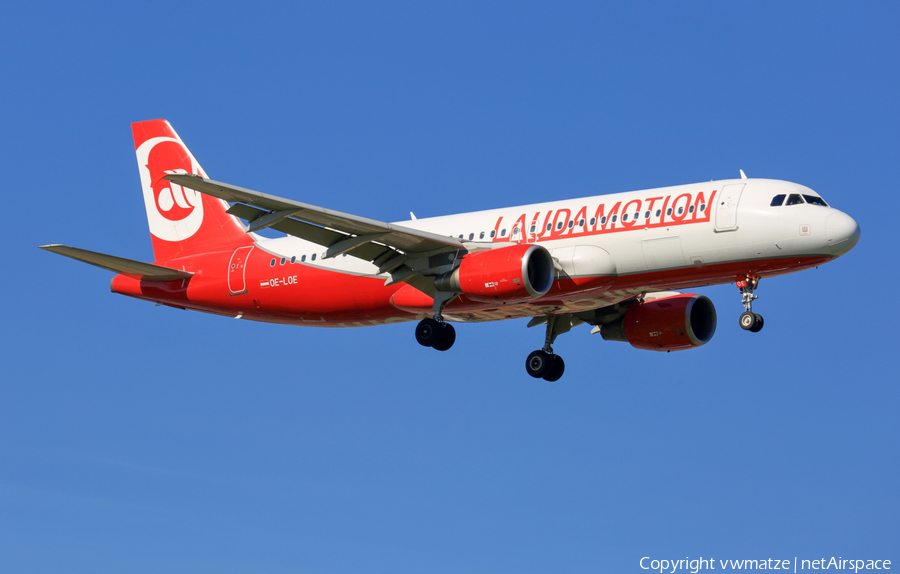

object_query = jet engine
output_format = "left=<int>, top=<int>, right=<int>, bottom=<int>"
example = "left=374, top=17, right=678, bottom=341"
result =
left=435, top=244, right=555, bottom=303
left=600, top=293, right=716, bottom=351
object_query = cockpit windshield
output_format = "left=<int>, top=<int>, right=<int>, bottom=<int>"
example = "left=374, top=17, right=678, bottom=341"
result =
left=803, top=194, right=828, bottom=206
left=771, top=192, right=828, bottom=207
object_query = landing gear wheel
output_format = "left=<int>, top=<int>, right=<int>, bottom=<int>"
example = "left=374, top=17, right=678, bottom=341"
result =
left=416, top=318, right=443, bottom=347
left=525, top=350, right=551, bottom=378
left=432, top=323, right=456, bottom=351
left=543, top=355, right=565, bottom=382
left=737, top=276, right=763, bottom=332
left=739, top=311, right=757, bottom=331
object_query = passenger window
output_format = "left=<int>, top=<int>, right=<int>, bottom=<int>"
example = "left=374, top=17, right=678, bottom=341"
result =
left=490, top=230, right=496, bottom=238
left=700, top=204, right=706, bottom=212
left=667, top=208, right=672, bottom=216
left=803, top=195, right=828, bottom=206
left=678, top=207, right=684, bottom=215
left=280, top=257, right=286, bottom=265
left=590, top=217, right=596, bottom=226
left=689, top=205, right=694, bottom=213
left=311, top=254, right=316, bottom=261
left=501, top=229, right=507, bottom=237
left=530, top=225, right=535, bottom=233
left=270, top=258, right=276, bottom=267
left=291, top=256, right=296, bottom=264
left=546, top=223, right=552, bottom=231
left=568, top=221, right=574, bottom=228
left=771, top=194, right=786, bottom=206
left=458, top=234, right=463, bottom=239
left=601, top=216, right=607, bottom=224
left=557, top=221, right=563, bottom=230
left=656, top=210, right=661, bottom=217
left=479, top=231, right=485, bottom=239
left=633, top=213, right=639, bottom=220
left=468, top=233, right=474, bottom=240
left=622, top=214, right=629, bottom=221
left=644, top=211, right=650, bottom=219
left=513, top=227, right=519, bottom=235
left=301, top=255, right=306, bottom=262
left=786, top=194, right=804, bottom=206
left=611, top=215, right=617, bottom=222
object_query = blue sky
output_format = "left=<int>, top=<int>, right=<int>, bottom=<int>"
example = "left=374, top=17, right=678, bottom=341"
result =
left=2, top=2, right=897, bottom=572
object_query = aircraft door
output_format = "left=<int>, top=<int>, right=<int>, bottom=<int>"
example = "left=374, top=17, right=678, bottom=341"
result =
left=228, top=246, right=254, bottom=295
left=715, top=184, right=745, bottom=231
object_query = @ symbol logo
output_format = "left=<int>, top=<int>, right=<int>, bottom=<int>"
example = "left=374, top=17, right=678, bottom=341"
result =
left=136, top=137, right=206, bottom=241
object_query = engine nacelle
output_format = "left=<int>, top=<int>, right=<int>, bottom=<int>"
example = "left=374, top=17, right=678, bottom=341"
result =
left=600, top=294, right=716, bottom=351
left=435, top=244, right=555, bottom=303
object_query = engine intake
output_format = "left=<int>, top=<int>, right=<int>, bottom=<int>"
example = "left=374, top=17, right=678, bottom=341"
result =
left=600, top=293, right=716, bottom=351
left=435, top=244, right=555, bottom=303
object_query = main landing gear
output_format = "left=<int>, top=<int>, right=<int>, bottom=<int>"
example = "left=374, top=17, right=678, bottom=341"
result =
left=416, top=290, right=456, bottom=351
left=737, top=276, right=764, bottom=332
left=415, top=318, right=456, bottom=351
left=525, top=314, right=573, bottom=382
left=525, top=350, right=565, bottom=382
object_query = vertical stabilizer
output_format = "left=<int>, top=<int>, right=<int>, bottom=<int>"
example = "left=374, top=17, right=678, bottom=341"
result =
left=132, top=120, right=252, bottom=263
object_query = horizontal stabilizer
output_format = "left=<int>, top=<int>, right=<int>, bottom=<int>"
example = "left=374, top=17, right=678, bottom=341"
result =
left=39, top=245, right=194, bottom=282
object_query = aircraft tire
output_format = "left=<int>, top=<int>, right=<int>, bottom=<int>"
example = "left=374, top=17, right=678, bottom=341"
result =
left=432, top=323, right=456, bottom=351
left=525, top=350, right=551, bottom=378
left=416, top=318, right=443, bottom=347
left=749, top=313, right=764, bottom=333
left=739, top=311, right=757, bottom=331
left=543, top=355, right=565, bottom=382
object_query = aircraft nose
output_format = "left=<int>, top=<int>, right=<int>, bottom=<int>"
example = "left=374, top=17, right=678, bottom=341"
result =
left=825, top=211, right=861, bottom=255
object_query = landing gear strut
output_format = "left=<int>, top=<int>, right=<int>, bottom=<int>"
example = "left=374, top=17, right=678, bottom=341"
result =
left=525, top=314, right=571, bottom=381
left=737, top=276, right=764, bottom=332
left=416, top=291, right=456, bottom=351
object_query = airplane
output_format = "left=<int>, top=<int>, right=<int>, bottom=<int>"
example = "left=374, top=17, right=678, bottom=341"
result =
left=41, top=119, right=861, bottom=381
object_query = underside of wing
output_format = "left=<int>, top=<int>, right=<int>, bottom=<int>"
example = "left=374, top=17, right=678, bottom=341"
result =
left=166, top=174, right=466, bottom=295
left=166, top=174, right=460, bottom=255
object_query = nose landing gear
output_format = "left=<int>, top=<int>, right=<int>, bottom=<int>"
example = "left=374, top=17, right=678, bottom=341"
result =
left=737, top=276, right=764, bottom=332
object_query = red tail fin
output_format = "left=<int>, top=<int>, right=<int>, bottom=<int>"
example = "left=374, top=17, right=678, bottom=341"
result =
left=132, top=120, right=252, bottom=263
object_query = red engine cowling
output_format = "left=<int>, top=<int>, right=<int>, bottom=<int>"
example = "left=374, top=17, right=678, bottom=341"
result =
left=600, top=294, right=717, bottom=351
left=435, top=244, right=555, bottom=303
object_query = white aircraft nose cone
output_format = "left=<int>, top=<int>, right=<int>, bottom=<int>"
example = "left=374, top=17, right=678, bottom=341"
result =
left=825, top=211, right=861, bottom=255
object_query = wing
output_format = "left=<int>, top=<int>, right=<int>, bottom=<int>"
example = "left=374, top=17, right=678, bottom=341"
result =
left=39, top=245, right=193, bottom=282
left=166, top=174, right=463, bottom=295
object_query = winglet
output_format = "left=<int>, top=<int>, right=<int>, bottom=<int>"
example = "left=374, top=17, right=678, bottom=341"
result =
left=740, top=169, right=748, bottom=180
